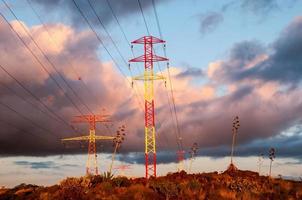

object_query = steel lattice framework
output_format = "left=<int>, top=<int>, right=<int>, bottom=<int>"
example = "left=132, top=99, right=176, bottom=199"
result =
left=62, top=114, right=114, bottom=175
left=129, top=36, right=168, bottom=178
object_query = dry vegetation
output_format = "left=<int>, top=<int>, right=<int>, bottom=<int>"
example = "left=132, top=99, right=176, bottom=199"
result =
left=1, top=169, right=302, bottom=200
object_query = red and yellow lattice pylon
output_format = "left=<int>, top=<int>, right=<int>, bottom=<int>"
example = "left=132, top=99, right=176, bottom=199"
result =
left=62, top=114, right=114, bottom=175
left=129, top=36, right=168, bottom=178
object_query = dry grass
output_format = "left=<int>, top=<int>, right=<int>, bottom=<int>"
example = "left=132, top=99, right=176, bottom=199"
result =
left=1, top=169, right=302, bottom=200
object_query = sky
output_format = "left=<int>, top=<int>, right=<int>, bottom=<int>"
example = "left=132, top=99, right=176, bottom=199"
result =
left=0, top=0, right=302, bottom=187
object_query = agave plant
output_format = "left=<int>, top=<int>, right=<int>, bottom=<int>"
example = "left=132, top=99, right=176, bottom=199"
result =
left=102, top=171, right=114, bottom=181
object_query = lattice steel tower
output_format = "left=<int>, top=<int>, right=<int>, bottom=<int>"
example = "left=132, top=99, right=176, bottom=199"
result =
left=62, top=114, right=115, bottom=175
left=129, top=36, right=168, bottom=178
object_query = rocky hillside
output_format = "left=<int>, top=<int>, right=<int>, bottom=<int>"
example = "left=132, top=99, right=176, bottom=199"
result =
left=1, top=168, right=301, bottom=200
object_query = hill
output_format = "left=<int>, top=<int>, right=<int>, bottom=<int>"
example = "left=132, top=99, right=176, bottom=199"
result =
left=1, top=168, right=302, bottom=200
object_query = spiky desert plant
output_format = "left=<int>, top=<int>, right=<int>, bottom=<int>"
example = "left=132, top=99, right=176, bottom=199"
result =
left=269, top=148, right=276, bottom=177
left=102, top=171, right=114, bottom=181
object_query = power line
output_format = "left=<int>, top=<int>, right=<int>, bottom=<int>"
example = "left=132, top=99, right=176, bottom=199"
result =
left=87, top=0, right=128, bottom=65
left=0, top=119, right=49, bottom=142
left=88, top=0, right=168, bottom=152
left=151, top=0, right=184, bottom=150
left=71, top=0, right=144, bottom=111
left=26, top=0, right=101, bottom=111
left=105, top=0, right=143, bottom=78
left=0, top=63, right=79, bottom=135
left=0, top=64, right=64, bottom=126
left=0, top=99, right=59, bottom=139
left=86, top=0, right=145, bottom=106
left=0, top=79, right=64, bottom=128
left=2, top=0, right=90, bottom=116
left=72, top=0, right=126, bottom=78
left=25, top=0, right=118, bottom=137
left=0, top=14, right=83, bottom=118
left=151, top=0, right=163, bottom=41
left=105, top=0, right=130, bottom=44
left=137, top=0, right=150, bottom=35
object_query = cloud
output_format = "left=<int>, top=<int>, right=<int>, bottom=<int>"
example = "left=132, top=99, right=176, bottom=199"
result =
left=0, top=18, right=139, bottom=155
left=1, top=14, right=302, bottom=170
left=200, top=12, right=223, bottom=34
left=240, top=0, right=279, bottom=15
left=200, top=128, right=302, bottom=159
left=31, top=0, right=170, bottom=28
left=222, top=0, right=296, bottom=15
left=209, top=16, right=302, bottom=86
left=176, top=67, right=203, bottom=79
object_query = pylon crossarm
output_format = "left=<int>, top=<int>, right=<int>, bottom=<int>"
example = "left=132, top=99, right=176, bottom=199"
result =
left=131, top=36, right=165, bottom=44
left=133, top=74, right=166, bottom=81
left=129, top=55, right=168, bottom=62
left=61, top=136, right=90, bottom=141
left=71, top=115, right=111, bottom=123
left=95, top=135, right=115, bottom=140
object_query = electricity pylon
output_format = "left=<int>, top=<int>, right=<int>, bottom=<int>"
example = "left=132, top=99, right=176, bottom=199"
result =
left=109, top=125, right=126, bottom=174
left=188, top=143, right=198, bottom=173
left=129, top=36, right=168, bottom=178
left=62, top=114, right=115, bottom=175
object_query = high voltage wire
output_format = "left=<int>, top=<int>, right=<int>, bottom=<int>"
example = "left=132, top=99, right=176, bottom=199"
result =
left=2, top=0, right=91, bottom=116
left=0, top=119, right=49, bottom=142
left=0, top=0, right=178, bottom=153
left=64, top=0, right=145, bottom=139
left=0, top=63, right=79, bottom=135
left=0, top=13, right=84, bottom=120
left=86, top=0, right=145, bottom=107
left=24, top=0, right=112, bottom=136
left=151, top=0, right=184, bottom=150
left=87, top=0, right=128, bottom=66
left=71, top=0, right=145, bottom=111
left=0, top=98, right=59, bottom=139
left=3, top=1, right=111, bottom=139
left=137, top=0, right=150, bottom=35
left=26, top=0, right=101, bottom=111
left=0, top=79, right=66, bottom=129
left=105, top=0, right=143, bottom=78
left=151, top=0, right=163, bottom=41
left=105, top=0, right=129, bottom=44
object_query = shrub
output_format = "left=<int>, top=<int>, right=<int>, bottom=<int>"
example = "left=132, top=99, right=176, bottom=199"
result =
left=59, top=177, right=87, bottom=200
left=112, top=176, right=130, bottom=187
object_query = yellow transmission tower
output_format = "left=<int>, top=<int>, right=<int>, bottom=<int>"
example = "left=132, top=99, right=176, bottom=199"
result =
left=62, top=114, right=115, bottom=175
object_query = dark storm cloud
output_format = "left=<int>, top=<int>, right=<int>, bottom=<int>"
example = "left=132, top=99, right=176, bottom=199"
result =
left=1, top=9, right=302, bottom=171
left=31, top=0, right=169, bottom=28
left=225, top=16, right=302, bottom=85
left=117, top=151, right=178, bottom=165
left=229, top=40, right=265, bottom=62
left=0, top=19, right=133, bottom=156
left=200, top=130, right=302, bottom=160
left=199, top=12, right=223, bottom=34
